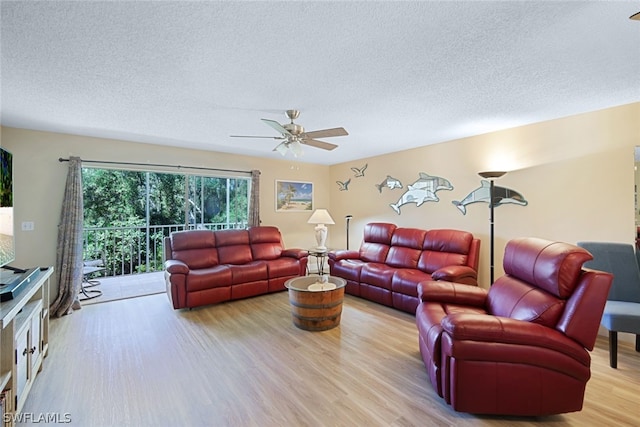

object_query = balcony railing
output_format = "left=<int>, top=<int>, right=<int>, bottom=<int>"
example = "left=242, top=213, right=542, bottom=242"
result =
left=82, top=222, right=247, bottom=277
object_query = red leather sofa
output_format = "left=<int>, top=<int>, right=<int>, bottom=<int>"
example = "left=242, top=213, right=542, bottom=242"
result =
left=164, top=226, right=308, bottom=309
left=416, top=237, right=613, bottom=416
left=328, top=222, right=480, bottom=314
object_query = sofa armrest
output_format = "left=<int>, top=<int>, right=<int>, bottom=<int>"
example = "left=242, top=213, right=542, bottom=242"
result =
left=432, top=265, right=478, bottom=285
left=281, top=248, right=308, bottom=259
left=165, top=259, right=189, bottom=275
left=441, top=313, right=588, bottom=362
left=418, top=280, right=488, bottom=306
left=328, top=250, right=360, bottom=262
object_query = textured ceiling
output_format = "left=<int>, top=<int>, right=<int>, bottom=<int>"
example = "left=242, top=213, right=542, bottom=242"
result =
left=1, top=1, right=639, bottom=165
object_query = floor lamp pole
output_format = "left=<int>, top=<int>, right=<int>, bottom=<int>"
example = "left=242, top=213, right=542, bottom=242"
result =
left=345, top=215, right=353, bottom=250
left=488, top=179, right=496, bottom=285
left=479, top=171, right=506, bottom=286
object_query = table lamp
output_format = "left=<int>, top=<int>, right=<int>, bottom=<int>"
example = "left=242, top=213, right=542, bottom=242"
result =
left=307, top=209, right=335, bottom=250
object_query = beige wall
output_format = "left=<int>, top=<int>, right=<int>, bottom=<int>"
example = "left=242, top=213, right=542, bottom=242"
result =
left=329, top=103, right=640, bottom=287
left=1, top=127, right=331, bottom=295
left=635, top=157, right=640, bottom=226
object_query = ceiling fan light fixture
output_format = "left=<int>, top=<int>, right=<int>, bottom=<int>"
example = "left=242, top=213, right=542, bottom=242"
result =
left=291, top=140, right=304, bottom=157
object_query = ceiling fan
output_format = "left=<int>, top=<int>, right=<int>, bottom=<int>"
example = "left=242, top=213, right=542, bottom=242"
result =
left=230, top=110, right=348, bottom=157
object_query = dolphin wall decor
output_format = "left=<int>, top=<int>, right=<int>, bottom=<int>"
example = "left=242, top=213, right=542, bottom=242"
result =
left=390, top=173, right=453, bottom=214
left=452, top=180, right=528, bottom=215
left=375, top=175, right=403, bottom=193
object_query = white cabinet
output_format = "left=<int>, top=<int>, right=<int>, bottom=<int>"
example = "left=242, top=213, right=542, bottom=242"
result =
left=0, top=267, right=52, bottom=426
left=13, top=299, right=43, bottom=412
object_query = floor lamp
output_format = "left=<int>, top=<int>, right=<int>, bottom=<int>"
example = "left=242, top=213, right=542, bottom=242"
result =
left=478, top=171, right=506, bottom=285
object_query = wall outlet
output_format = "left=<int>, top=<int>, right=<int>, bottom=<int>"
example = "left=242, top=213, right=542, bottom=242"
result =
left=21, top=221, right=35, bottom=231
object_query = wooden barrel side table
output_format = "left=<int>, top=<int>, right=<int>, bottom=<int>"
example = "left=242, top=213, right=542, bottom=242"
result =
left=284, top=276, right=346, bottom=331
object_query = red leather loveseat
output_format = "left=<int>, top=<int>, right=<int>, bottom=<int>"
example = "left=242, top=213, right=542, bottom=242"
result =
left=328, top=222, right=480, bottom=314
left=416, top=237, right=613, bottom=415
left=164, top=226, right=308, bottom=309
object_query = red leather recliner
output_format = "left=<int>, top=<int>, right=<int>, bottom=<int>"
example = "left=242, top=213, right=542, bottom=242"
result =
left=416, top=237, right=613, bottom=416
left=329, top=222, right=480, bottom=314
left=164, top=226, right=308, bottom=309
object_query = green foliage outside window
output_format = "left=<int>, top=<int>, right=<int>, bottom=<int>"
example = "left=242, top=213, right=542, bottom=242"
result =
left=82, top=168, right=249, bottom=275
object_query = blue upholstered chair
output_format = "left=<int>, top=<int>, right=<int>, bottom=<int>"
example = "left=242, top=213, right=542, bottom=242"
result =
left=577, top=242, right=640, bottom=368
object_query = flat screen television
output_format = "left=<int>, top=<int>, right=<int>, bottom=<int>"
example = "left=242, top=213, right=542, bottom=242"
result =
left=0, top=147, right=14, bottom=268
left=0, top=147, right=38, bottom=300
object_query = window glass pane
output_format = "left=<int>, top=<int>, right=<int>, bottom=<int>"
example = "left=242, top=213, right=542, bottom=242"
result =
left=83, top=168, right=146, bottom=227
left=82, top=168, right=146, bottom=275
left=229, top=178, right=248, bottom=227
left=202, top=176, right=227, bottom=228
left=148, top=172, right=185, bottom=226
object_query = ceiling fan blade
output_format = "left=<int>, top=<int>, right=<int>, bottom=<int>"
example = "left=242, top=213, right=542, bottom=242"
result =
left=230, top=135, right=285, bottom=139
left=273, top=141, right=289, bottom=156
left=301, top=138, right=338, bottom=151
left=261, top=118, right=292, bottom=137
left=303, top=127, right=348, bottom=139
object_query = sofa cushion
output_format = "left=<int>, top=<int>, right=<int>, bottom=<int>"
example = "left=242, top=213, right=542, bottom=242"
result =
left=331, top=259, right=364, bottom=282
left=424, top=229, right=473, bottom=254
left=359, top=222, right=396, bottom=263
left=487, top=276, right=565, bottom=328
left=386, top=228, right=426, bottom=269
left=170, top=230, right=218, bottom=269
left=265, top=257, right=301, bottom=278
left=228, top=261, right=268, bottom=285
left=249, top=226, right=284, bottom=260
left=171, top=229, right=215, bottom=251
left=216, top=229, right=253, bottom=265
left=418, top=229, right=473, bottom=273
left=503, top=237, right=593, bottom=298
left=418, top=251, right=469, bottom=274
left=361, top=263, right=396, bottom=290
left=392, top=269, right=432, bottom=297
left=186, top=265, right=232, bottom=292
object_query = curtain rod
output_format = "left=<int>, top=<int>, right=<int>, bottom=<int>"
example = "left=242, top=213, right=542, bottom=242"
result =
left=58, top=157, right=256, bottom=175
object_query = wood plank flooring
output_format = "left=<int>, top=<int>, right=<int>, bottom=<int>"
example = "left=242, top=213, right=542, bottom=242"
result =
left=21, top=292, right=640, bottom=426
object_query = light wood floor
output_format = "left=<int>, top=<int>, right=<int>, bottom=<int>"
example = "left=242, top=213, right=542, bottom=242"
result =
left=21, top=292, right=640, bottom=426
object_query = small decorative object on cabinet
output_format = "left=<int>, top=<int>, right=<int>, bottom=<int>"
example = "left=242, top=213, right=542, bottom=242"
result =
left=0, top=267, right=53, bottom=426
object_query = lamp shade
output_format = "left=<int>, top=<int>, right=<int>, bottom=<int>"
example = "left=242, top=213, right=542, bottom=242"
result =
left=478, top=171, right=506, bottom=179
left=307, top=209, right=335, bottom=225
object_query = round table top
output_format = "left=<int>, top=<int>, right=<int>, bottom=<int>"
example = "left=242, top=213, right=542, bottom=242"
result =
left=285, top=275, right=346, bottom=292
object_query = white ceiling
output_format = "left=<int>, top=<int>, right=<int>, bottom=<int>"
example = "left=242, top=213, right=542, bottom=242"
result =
left=2, top=1, right=639, bottom=166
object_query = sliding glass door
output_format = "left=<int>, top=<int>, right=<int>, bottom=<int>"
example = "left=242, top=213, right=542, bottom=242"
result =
left=82, top=168, right=249, bottom=276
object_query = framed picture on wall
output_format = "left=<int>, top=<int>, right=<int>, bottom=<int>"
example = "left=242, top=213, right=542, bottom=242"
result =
left=275, top=180, right=313, bottom=212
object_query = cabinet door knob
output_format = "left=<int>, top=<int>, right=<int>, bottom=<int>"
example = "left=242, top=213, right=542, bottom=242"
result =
left=22, top=348, right=28, bottom=356
left=30, top=346, right=37, bottom=354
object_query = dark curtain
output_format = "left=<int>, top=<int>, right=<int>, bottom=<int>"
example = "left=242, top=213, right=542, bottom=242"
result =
left=50, top=157, right=84, bottom=316
left=248, top=169, right=260, bottom=227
